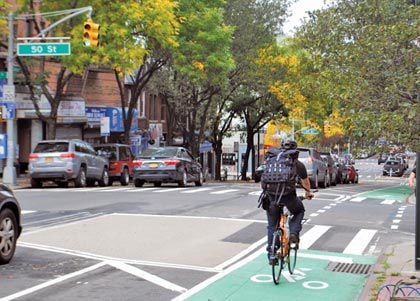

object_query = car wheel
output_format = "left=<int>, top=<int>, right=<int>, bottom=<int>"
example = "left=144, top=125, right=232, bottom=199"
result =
left=311, top=173, right=318, bottom=189
left=31, top=178, right=42, bottom=188
left=195, top=171, right=203, bottom=187
left=178, top=170, right=187, bottom=187
left=0, top=208, right=18, bottom=265
left=120, top=168, right=130, bottom=186
left=154, top=182, right=162, bottom=187
left=134, top=179, right=145, bottom=187
left=319, top=172, right=327, bottom=188
left=98, top=168, right=109, bottom=187
left=355, top=176, right=359, bottom=184
left=74, top=167, right=87, bottom=188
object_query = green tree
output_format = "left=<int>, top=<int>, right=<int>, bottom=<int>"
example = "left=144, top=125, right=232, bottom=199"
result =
left=295, top=0, right=420, bottom=151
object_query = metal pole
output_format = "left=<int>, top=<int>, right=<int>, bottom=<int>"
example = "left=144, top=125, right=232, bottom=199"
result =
left=3, top=13, right=16, bottom=185
left=416, top=152, right=419, bottom=270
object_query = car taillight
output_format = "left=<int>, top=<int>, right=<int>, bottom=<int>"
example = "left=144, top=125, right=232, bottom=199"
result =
left=28, top=153, right=39, bottom=160
left=164, top=160, right=180, bottom=166
left=133, top=160, right=143, bottom=167
left=60, top=152, right=76, bottom=159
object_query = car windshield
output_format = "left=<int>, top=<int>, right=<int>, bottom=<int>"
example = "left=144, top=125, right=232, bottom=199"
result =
left=139, top=147, right=178, bottom=158
left=94, top=146, right=117, bottom=159
left=34, top=142, right=69, bottom=153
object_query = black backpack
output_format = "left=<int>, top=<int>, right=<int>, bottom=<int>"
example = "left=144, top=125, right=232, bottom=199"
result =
left=260, top=148, right=299, bottom=203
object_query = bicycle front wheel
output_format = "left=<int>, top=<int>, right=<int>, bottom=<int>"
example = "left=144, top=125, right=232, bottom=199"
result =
left=271, top=231, right=284, bottom=285
left=288, top=244, right=298, bottom=274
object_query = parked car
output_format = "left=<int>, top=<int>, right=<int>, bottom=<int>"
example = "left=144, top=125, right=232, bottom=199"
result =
left=320, top=152, right=338, bottom=186
left=133, top=146, right=203, bottom=187
left=382, top=159, right=404, bottom=177
left=28, top=139, right=109, bottom=188
left=346, top=165, right=359, bottom=183
left=297, top=147, right=328, bottom=189
left=0, top=184, right=22, bottom=264
left=94, top=144, right=138, bottom=186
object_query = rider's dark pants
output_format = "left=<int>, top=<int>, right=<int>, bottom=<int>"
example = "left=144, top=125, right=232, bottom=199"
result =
left=266, top=193, right=305, bottom=256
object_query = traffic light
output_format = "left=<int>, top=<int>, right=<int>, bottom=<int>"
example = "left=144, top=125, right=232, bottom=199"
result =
left=83, top=19, right=100, bottom=47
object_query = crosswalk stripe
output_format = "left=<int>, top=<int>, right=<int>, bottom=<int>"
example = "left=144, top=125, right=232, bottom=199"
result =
left=300, top=225, right=331, bottom=250
left=22, top=210, right=36, bottom=215
left=381, top=199, right=395, bottom=205
left=154, top=188, right=189, bottom=193
left=343, top=229, right=377, bottom=255
left=181, top=188, right=213, bottom=194
left=349, top=197, right=366, bottom=202
left=210, top=189, right=239, bottom=195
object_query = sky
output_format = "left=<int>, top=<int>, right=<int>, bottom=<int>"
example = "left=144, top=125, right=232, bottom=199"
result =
left=283, top=0, right=331, bottom=35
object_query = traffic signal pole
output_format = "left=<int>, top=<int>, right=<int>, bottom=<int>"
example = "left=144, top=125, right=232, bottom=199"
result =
left=3, top=13, right=16, bottom=186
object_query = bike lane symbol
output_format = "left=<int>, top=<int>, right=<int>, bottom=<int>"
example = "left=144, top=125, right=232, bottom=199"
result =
left=250, top=267, right=329, bottom=290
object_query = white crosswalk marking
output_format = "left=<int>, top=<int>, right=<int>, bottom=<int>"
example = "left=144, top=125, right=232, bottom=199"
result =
left=210, top=189, right=239, bottom=194
left=21, top=210, right=36, bottom=215
left=381, top=199, right=396, bottom=205
left=181, top=188, right=213, bottom=194
left=349, top=196, right=366, bottom=202
left=300, top=225, right=331, bottom=250
left=343, top=229, right=377, bottom=255
left=153, top=188, right=189, bottom=193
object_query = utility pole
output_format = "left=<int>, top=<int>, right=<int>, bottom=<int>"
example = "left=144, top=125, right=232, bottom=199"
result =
left=3, top=13, right=16, bottom=185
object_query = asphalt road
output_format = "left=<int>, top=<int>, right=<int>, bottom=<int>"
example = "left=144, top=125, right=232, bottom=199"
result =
left=0, top=158, right=415, bottom=301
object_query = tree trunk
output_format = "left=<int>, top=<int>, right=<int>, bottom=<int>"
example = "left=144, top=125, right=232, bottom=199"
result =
left=214, top=139, right=223, bottom=180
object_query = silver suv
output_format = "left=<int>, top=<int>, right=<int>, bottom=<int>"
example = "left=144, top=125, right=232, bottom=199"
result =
left=28, top=139, right=109, bottom=188
left=297, top=147, right=328, bottom=189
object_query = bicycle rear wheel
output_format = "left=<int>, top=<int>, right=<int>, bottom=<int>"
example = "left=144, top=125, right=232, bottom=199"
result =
left=271, top=231, right=284, bottom=285
left=288, top=245, right=298, bottom=274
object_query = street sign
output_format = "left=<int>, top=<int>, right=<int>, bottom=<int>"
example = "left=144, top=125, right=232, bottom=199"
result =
left=302, top=128, right=319, bottom=135
left=2, top=102, right=15, bottom=119
left=2, top=85, right=15, bottom=102
left=17, top=42, right=71, bottom=56
left=0, top=71, right=6, bottom=79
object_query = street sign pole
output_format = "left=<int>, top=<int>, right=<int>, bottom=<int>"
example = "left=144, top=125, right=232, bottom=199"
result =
left=3, top=13, right=16, bottom=185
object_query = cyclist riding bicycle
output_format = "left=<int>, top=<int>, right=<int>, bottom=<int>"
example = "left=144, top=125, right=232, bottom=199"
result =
left=263, top=139, right=313, bottom=264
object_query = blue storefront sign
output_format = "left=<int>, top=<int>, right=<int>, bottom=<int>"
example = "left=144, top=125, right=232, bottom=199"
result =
left=86, top=107, right=138, bottom=133
left=0, top=134, right=7, bottom=159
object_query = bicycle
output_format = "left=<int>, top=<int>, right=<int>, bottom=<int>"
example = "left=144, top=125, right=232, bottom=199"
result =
left=270, top=193, right=313, bottom=285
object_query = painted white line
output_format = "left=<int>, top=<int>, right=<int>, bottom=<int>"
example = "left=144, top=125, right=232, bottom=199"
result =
left=343, top=229, right=377, bottom=255
left=392, top=219, right=401, bottom=224
left=329, top=203, right=337, bottom=206
left=317, top=210, right=326, bottom=213
left=171, top=247, right=266, bottom=301
left=181, top=188, right=213, bottom=194
left=381, top=199, right=395, bottom=205
left=0, top=262, right=107, bottom=301
left=214, top=237, right=266, bottom=271
left=323, top=206, right=332, bottom=210
left=18, top=242, right=218, bottom=273
left=396, top=214, right=403, bottom=218
left=391, top=225, right=399, bottom=230
left=98, top=187, right=134, bottom=192
left=248, top=191, right=263, bottom=196
left=210, top=189, right=239, bottom=194
left=299, top=252, right=353, bottom=264
left=299, top=225, right=331, bottom=250
left=107, top=261, right=187, bottom=293
left=21, top=210, right=36, bottom=215
left=154, top=188, right=189, bottom=193
left=349, top=197, right=366, bottom=203
left=309, top=213, right=319, bottom=217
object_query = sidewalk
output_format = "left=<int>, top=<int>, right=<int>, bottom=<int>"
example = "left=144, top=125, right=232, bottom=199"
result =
left=359, top=193, right=420, bottom=300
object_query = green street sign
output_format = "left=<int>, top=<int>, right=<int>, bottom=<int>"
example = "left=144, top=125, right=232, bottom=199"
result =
left=302, top=128, right=319, bottom=135
left=17, top=42, right=71, bottom=56
left=0, top=71, right=6, bottom=79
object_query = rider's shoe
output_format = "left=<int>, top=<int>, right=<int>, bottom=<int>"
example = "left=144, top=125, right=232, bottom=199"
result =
left=289, top=233, right=299, bottom=249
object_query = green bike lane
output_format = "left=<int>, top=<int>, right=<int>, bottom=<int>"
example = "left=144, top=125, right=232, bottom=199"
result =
left=356, top=185, right=411, bottom=202
left=175, top=248, right=376, bottom=301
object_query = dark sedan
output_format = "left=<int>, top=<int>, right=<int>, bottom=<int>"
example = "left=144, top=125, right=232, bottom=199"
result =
left=133, top=146, right=204, bottom=187
left=0, top=184, right=22, bottom=264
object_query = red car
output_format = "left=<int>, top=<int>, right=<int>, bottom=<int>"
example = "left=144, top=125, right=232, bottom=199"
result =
left=346, top=165, right=359, bottom=184
left=94, top=144, right=138, bottom=186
